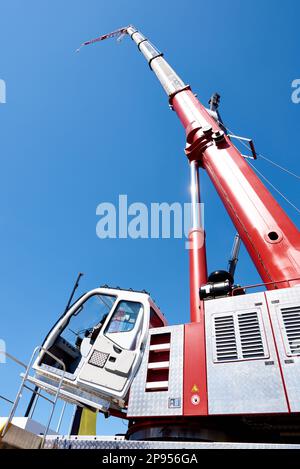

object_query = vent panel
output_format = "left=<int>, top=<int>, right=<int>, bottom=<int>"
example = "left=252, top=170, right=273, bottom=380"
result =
left=146, top=333, right=171, bottom=392
left=281, top=306, right=300, bottom=355
left=213, top=311, right=267, bottom=363
left=214, top=316, right=238, bottom=361
left=238, top=312, right=265, bottom=359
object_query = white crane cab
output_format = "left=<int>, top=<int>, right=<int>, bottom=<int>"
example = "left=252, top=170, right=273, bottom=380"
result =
left=33, top=287, right=167, bottom=411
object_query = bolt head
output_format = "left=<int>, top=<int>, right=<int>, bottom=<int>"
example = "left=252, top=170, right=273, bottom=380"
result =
left=212, top=130, right=225, bottom=142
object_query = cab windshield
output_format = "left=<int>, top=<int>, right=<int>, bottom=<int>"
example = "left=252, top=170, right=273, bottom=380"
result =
left=39, top=293, right=116, bottom=376
left=62, top=294, right=116, bottom=349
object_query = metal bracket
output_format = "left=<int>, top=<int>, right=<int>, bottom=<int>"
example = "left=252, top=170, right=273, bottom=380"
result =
left=228, top=134, right=257, bottom=160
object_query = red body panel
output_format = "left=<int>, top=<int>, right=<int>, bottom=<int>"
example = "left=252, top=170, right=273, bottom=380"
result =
left=264, top=291, right=291, bottom=412
left=183, top=322, right=208, bottom=415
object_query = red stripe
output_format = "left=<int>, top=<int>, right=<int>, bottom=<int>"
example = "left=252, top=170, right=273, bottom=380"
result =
left=264, top=292, right=291, bottom=412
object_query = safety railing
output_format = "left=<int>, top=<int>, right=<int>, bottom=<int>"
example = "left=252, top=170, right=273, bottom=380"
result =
left=232, top=276, right=300, bottom=295
left=0, top=346, right=66, bottom=448
left=0, top=349, right=27, bottom=414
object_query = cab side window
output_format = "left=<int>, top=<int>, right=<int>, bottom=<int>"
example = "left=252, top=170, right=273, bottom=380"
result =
left=104, top=300, right=144, bottom=350
left=105, top=301, right=141, bottom=333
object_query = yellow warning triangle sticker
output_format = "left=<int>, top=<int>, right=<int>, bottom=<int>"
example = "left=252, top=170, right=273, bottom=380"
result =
left=191, top=384, right=199, bottom=393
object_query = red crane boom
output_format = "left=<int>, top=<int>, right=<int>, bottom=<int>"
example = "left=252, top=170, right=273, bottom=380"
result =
left=78, top=25, right=300, bottom=323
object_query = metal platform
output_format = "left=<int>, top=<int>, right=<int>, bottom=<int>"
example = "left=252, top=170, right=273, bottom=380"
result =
left=43, top=435, right=300, bottom=449
left=0, top=421, right=42, bottom=449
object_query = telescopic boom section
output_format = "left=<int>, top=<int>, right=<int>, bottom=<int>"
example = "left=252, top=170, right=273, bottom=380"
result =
left=127, top=26, right=300, bottom=290
left=80, top=25, right=300, bottom=291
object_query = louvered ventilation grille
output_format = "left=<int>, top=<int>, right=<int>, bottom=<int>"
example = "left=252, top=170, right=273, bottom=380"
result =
left=238, top=312, right=265, bottom=358
left=214, top=315, right=238, bottom=361
left=281, top=306, right=300, bottom=355
left=214, top=311, right=266, bottom=362
left=145, top=333, right=171, bottom=392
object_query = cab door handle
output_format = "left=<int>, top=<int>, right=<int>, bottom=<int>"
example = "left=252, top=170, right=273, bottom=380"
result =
left=113, top=345, right=122, bottom=354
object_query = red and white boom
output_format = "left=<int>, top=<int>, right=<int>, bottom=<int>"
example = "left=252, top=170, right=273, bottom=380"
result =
left=79, top=25, right=300, bottom=319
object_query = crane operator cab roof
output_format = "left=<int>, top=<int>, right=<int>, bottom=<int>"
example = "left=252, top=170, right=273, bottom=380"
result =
left=33, top=286, right=167, bottom=413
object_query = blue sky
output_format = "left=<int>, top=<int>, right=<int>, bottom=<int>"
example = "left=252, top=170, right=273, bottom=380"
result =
left=0, top=0, right=299, bottom=435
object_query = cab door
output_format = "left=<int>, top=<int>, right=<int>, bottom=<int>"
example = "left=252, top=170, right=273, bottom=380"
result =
left=78, top=294, right=149, bottom=399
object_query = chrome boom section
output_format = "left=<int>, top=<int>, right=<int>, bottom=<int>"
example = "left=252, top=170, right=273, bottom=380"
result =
left=127, top=26, right=187, bottom=97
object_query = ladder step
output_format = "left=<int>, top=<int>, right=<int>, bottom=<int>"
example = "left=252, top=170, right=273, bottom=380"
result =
left=149, top=343, right=170, bottom=352
left=147, top=361, right=169, bottom=370
left=145, top=381, right=168, bottom=390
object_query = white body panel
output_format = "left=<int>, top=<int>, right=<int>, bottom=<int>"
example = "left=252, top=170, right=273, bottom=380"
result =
left=205, top=291, right=288, bottom=415
left=266, top=285, right=300, bottom=412
left=127, top=325, right=184, bottom=417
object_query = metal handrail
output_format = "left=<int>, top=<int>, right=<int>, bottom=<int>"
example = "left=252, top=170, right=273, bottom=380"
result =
left=0, top=351, right=26, bottom=408
left=232, top=276, right=300, bottom=295
left=1, top=346, right=66, bottom=448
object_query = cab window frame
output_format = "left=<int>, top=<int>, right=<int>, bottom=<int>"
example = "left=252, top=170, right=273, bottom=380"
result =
left=104, top=299, right=144, bottom=350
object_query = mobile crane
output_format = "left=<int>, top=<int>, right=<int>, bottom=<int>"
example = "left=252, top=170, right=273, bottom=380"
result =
left=3, top=25, right=300, bottom=445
